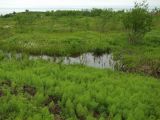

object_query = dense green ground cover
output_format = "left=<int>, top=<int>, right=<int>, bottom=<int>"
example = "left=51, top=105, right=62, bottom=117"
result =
left=0, top=57, right=160, bottom=120
left=0, top=10, right=159, bottom=76
left=0, top=9, right=160, bottom=120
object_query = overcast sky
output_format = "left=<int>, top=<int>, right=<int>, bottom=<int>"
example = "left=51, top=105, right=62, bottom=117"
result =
left=0, top=0, right=160, bottom=8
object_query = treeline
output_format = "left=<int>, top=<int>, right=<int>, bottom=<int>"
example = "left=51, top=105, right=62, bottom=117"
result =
left=44, top=7, right=159, bottom=17
left=0, top=9, right=121, bottom=18
left=45, top=8, right=121, bottom=17
left=1, top=7, right=160, bottom=19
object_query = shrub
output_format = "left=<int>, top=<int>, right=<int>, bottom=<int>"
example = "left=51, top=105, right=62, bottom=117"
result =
left=123, top=1, right=152, bottom=44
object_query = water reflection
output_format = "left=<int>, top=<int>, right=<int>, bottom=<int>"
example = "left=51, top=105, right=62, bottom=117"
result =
left=29, top=53, right=115, bottom=69
left=4, top=52, right=116, bottom=69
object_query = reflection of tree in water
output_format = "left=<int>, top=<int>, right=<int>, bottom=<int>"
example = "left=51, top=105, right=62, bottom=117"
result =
left=5, top=52, right=116, bottom=69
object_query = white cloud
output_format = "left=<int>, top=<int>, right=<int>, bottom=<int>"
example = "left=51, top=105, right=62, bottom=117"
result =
left=0, top=0, right=159, bottom=8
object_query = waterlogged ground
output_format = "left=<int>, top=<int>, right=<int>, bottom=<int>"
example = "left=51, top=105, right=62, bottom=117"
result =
left=0, top=13, right=160, bottom=77
left=0, top=11, right=160, bottom=120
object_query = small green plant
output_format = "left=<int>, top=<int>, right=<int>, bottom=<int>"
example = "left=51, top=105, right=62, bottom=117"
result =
left=76, top=103, right=88, bottom=118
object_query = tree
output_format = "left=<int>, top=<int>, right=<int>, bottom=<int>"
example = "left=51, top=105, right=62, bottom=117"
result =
left=123, top=1, right=152, bottom=44
left=25, top=9, right=29, bottom=13
left=152, top=7, right=160, bottom=15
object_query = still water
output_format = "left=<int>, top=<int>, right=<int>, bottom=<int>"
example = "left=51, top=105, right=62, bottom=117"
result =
left=7, top=52, right=116, bottom=69
left=30, top=53, right=116, bottom=69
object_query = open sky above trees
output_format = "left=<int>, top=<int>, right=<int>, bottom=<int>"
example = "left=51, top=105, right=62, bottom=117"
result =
left=0, top=0, right=160, bottom=8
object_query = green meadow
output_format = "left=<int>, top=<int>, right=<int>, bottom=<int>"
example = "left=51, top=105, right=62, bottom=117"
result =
left=0, top=7, right=160, bottom=120
left=0, top=10, right=160, bottom=76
